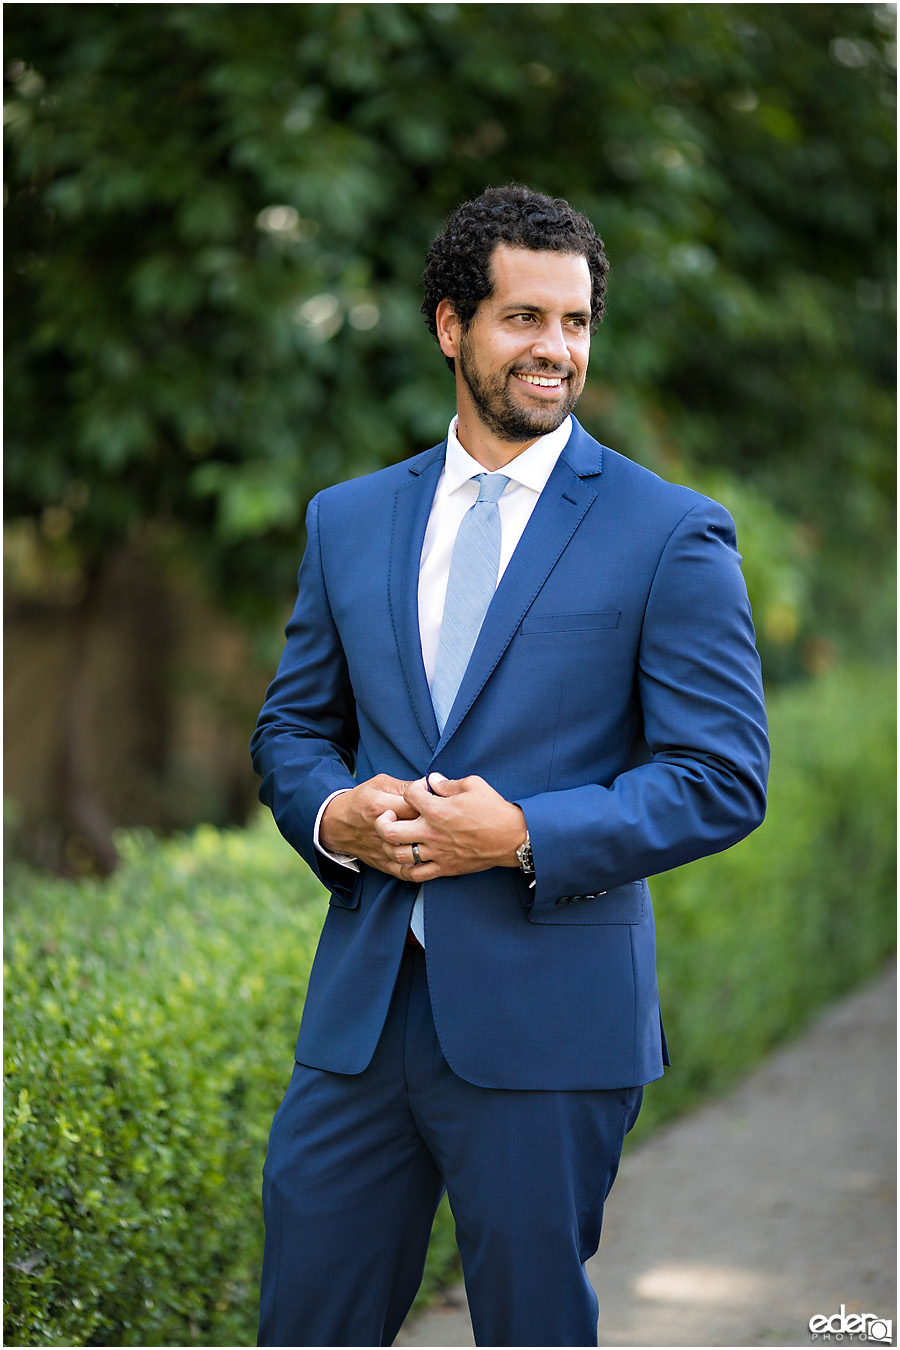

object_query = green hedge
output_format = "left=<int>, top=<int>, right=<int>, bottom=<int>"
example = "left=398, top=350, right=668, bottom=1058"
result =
left=4, top=825, right=326, bottom=1347
left=4, top=663, right=895, bottom=1347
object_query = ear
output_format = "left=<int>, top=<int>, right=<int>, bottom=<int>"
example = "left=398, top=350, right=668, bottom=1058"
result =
left=435, top=298, right=461, bottom=361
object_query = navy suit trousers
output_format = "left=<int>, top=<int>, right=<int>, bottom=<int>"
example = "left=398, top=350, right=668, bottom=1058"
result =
left=258, top=946, right=642, bottom=1348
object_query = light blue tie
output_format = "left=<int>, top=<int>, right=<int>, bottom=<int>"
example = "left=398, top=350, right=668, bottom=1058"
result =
left=430, top=472, right=511, bottom=733
left=411, top=472, right=509, bottom=945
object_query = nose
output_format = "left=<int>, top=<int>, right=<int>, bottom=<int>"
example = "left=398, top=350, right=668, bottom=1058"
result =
left=531, top=320, right=571, bottom=367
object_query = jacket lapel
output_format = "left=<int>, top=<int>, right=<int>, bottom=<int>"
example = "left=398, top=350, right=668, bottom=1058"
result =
left=434, top=420, right=604, bottom=751
left=388, top=442, right=446, bottom=752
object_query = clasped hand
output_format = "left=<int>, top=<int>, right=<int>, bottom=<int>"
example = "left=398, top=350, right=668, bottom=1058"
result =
left=319, top=772, right=527, bottom=882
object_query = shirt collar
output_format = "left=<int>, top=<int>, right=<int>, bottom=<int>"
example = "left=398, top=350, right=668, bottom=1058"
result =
left=444, top=415, right=573, bottom=496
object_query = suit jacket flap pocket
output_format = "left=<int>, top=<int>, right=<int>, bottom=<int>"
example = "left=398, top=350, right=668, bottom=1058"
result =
left=528, top=879, right=645, bottom=925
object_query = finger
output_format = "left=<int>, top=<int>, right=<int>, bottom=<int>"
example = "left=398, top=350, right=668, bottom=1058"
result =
left=381, top=806, right=417, bottom=835
left=378, top=815, right=426, bottom=846
left=371, top=790, right=409, bottom=814
left=372, top=774, right=411, bottom=795
left=425, top=772, right=465, bottom=797
left=403, top=776, right=444, bottom=812
left=367, top=776, right=416, bottom=818
left=374, top=807, right=432, bottom=847
left=401, top=843, right=426, bottom=867
left=387, top=795, right=420, bottom=820
left=398, top=860, right=442, bottom=883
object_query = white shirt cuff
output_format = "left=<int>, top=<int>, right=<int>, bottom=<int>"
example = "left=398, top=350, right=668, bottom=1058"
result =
left=313, top=789, right=360, bottom=870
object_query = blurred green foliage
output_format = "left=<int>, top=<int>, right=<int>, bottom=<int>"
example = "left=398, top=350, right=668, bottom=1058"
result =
left=4, top=664, right=895, bottom=1346
left=4, top=2, right=895, bottom=674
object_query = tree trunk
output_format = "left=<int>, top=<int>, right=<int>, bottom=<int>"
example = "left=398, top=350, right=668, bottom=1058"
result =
left=56, top=559, right=119, bottom=875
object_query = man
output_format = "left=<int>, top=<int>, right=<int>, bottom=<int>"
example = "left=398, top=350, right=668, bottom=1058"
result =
left=251, top=184, right=769, bottom=1348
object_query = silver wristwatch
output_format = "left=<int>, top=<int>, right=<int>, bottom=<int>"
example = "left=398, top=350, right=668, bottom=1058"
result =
left=516, top=831, right=534, bottom=874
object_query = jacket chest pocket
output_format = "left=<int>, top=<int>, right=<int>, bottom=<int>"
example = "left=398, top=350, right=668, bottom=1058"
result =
left=520, top=609, right=621, bottom=635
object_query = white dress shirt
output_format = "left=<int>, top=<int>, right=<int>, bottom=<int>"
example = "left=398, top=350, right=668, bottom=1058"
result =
left=314, top=414, right=574, bottom=865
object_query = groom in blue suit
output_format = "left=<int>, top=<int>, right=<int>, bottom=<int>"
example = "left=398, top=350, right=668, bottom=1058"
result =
left=252, top=185, right=769, bottom=1347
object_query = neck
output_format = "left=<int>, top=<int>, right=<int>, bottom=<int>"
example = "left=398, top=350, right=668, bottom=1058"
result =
left=453, top=410, right=541, bottom=471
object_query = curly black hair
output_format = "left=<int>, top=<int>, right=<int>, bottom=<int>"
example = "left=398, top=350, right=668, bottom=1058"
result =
left=421, top=185, right=609, bottom=370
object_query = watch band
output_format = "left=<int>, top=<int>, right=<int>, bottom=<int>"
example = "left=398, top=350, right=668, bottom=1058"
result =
left=516, top=831, right=534, bottom=874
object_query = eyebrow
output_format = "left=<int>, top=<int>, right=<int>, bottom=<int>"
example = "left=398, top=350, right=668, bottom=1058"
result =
left=502, top=303, right=592, bottom=321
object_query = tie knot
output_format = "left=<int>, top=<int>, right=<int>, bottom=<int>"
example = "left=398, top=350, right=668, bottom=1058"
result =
left=474, top=473, right=510, bottom=505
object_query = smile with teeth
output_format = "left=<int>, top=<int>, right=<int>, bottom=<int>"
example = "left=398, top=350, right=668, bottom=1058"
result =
left=514, top=372, right=565, bottom=388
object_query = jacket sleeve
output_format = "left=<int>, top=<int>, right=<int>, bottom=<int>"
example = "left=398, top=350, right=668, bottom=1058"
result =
left=516, top=498, right=769, bottom=915
left=250, top=493, right=361, bottom=898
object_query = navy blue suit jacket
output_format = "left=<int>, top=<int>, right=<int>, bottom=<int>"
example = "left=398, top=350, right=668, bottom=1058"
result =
left=251, top=419, right=769, bottom=1090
